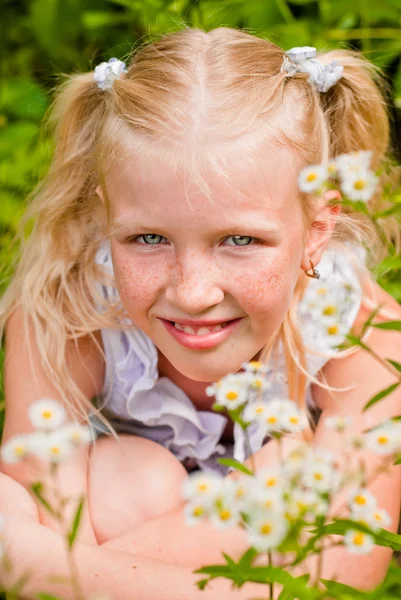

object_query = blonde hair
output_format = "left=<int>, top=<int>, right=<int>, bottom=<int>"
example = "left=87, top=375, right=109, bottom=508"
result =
left=0, top=27, right=400, bottom=435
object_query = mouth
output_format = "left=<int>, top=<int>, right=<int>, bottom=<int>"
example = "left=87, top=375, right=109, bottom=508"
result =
left=159, top=318, right=243, bottom=350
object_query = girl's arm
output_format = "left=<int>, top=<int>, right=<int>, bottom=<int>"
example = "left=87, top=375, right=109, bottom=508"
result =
left=2, top=308, right=104, bottom=545
left=0, top=512, right=268, bottom=600
left=103, top=324, right=401, bottom=591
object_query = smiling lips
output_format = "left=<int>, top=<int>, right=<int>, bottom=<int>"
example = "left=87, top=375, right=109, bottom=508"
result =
left=160, top=317, right=243, bottom=349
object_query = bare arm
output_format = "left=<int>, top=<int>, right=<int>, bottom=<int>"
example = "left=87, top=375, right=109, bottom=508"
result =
left=0, top=511, right=269, bottom=600
left=1, top=307, right=105, bottom=545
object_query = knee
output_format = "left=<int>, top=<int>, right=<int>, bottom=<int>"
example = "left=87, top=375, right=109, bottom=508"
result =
left=88, top=435, right=188, bottom=543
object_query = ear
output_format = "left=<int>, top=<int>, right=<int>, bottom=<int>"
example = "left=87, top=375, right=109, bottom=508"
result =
left=300, top=190, right=341, bottom=272
left=95, top=185, right=105, bottom=205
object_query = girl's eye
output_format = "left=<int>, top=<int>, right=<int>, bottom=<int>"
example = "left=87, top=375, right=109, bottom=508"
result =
left=225, top=235, right=254, bottom=247
left=134, top=234, right=166, bottom=245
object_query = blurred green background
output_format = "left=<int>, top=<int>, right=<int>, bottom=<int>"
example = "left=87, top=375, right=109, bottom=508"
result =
left=1, top=0, right=401, bottom=427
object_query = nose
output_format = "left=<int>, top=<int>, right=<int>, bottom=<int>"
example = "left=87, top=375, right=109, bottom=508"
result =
left=165, top=253, right=225, bottom=314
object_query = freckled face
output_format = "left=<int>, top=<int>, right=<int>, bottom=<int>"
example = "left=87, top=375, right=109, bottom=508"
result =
left=103, top=149, right=306, bottom=382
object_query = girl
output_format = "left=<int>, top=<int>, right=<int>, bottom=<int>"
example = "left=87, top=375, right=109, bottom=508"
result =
left=1, top=26, right=401, bottom=599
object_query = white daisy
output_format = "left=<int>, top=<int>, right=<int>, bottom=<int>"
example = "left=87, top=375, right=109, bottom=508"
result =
left=181, top=471, right=224, bottom=504
left=335, top=151, right=373, bottom=176
left=325, top=415, right=353, bottom=432
left=340, top=170, right=378, bottom=203
left=351, top=506, right=391, bottom=532
left=298, top=164, right=328, bottom=193
left=183, top=499, right=210, bottom=527
left=247, top=510, right=289, bottom=551
left=0, top=434, right=31, bottom=464
left=209, top=500, right=242, bottom=529
left=241, top=361, right=270, bottom=375
left=230, top=477, right=253, bottom=511
left=280, top=408, right=308, bottom=434
left=29, top=430, right=73, bottom=463
left=365, top=421, right=401, bottom=456
left=214, top=374, right=250, bottom=410
left=344, top=529, right=374, bottom=554
left=348, top=487, right=377, bottom=512
left=242, top=400, right=270, bottom=423
left=58, top=423, right=95, bottom=446
left=302, top=460, right=338, bottom=493
left=286, top=489, right=327, bottom=520
left=28, top=398, right=66, bottom=431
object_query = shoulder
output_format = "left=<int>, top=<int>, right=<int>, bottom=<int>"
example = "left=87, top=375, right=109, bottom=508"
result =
left=312, top=278, right=401, bottom=418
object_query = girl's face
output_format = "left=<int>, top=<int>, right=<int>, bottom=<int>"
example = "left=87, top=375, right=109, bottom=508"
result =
left=100, top=148, right=309, bottom=382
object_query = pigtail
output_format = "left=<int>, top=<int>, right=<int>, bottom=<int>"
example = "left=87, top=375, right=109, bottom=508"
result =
left=318, top=49, right=400, bottom=261
left=0, top=70, right=122, bottom=435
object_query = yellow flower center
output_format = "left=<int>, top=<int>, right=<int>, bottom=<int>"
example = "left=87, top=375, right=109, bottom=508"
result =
left=378, top=436, right=389, bottom=445
left=323, top=305, right=337, bottom=316
left=264, top=500, right=273, bottom=508
left=219, top=509, right=232, bottom=521
left=266, top=478, right=277, bottom=487
left=193, top=506, right=205, bottom=517
left=289, top=416, right=299, bottom=424
left=260, top=523, right=272, bottom=535
left=15, top=445, right=26, bottom=456
left=314, top=472, right=323, bottom=481
left=306, top=172, right=318, bottom=182
left=255, top=406, right=265, bottom=414
left=354, top=179, right=366, bottom=190
left=353, top=532, right=365, bottom=546
left=226, top=391, right=238, bottom=401
left=317, top=287, right=327, bottom=295
left=51, top=446, right=60, bottom=455
left=249, top=361, right=263, bottom=370
left=236, top=487, right=245, bottom=498
left=327, top=325, right=339, bottom=335
left=252, top=379, right=263, bottom=389
left=42, top=410, right=53, bottom=420
left=267, top=416, right=277, bottom=424
left=354, top=495, right=366, bottom=505
left=197, top=483, right=208, bottom=492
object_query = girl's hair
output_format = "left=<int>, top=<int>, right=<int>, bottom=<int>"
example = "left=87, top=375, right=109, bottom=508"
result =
left=0, top=27, right=400, bottom=435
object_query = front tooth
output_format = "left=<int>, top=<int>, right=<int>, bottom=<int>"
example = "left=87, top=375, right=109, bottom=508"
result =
left=211, top=324, right=222, bottom=332
left=183, top=325, right=196, bottom=334
left=195, top=327, right=211, bottom=336
left=174, top=322, right=186, bottom=331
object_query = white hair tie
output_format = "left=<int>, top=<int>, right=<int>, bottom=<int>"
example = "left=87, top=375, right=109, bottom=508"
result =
left=280, top=46, right=344, bottom=93
left=94, top=57, right=128, bottom=91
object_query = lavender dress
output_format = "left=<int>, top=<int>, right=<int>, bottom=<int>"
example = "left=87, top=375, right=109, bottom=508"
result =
left=91, top=240, right=364, bottom=475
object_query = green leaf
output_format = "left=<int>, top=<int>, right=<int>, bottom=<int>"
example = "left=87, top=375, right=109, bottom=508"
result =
left=320, top=578, right=368, bottom=598
left=363, top=382, right=400, bottom=411
left=36, top=594, right=63, bottom=600
left=67, top=497, right=85, bottom=549
left=372, top=320, right=401, bottom=331
left=31, top=482, right=58, bottom=518
left=216, top=458, right=254, bottom=476
left=316, top=519, right=401, bottom=552
left=388, top=359, right=401, bottom=374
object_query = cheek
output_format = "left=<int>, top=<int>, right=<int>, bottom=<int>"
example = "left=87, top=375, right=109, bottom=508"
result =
left=111, top=249, right=166, bottom=311
left=232, top=253, right=298, bottom=321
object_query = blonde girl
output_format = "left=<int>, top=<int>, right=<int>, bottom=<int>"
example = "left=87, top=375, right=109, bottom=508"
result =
left=0, top=26, right=401, bottom=599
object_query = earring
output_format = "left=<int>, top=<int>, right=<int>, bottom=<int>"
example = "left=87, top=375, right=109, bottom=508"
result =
left=304, top=259, right=320, bottom=279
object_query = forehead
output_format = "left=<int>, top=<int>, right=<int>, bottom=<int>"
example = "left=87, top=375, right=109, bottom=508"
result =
left=104, top=145, right=301, bottom=226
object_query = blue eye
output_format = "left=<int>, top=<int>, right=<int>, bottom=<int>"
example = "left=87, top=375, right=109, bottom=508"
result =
left=226, top=235, right=254, bottom=246
left=137, top=234, right=165, bottom=245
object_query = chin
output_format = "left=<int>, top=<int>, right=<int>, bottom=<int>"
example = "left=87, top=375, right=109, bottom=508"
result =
left=174, top=356, right=246, bottom=383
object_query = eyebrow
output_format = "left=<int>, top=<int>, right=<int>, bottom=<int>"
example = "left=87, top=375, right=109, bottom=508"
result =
left=110, top=219, right=283, bottom=236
